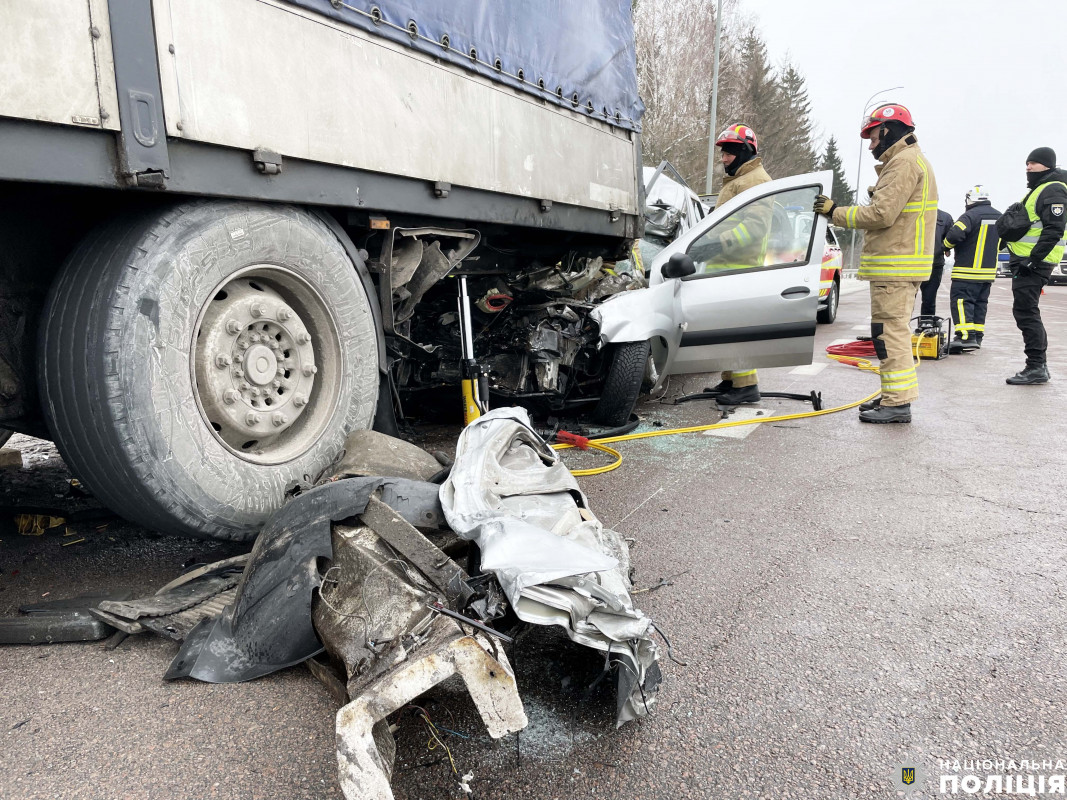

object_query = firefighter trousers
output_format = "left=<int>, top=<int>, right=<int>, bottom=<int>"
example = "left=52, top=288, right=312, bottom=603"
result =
left=722, top=369, right=757, bottom=388
left=870, top=281, right=922, bottom=406
left=919, top=266, right=944, bottom=318
left=949, top=279, right=992, bottom=343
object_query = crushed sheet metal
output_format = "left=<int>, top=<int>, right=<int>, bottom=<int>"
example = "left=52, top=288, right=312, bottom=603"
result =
left=335, top=628, right=526, bottom=800
left=315, top=522, right=525, bottom=800
left=440, top=407, right=661, bottom=724
left=166, top=478, right=444, bottom=683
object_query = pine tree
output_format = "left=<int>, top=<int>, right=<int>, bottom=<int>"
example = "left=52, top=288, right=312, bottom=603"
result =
left=775, top=64, right=819, bottom=178
left=819, top=136, right=854, bottom=207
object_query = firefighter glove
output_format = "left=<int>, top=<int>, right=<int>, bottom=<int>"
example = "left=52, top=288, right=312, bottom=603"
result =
left=813, top=194, right=837, bottom=217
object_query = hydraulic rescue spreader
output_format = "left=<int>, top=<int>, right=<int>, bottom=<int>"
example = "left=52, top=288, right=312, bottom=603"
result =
left=457, top=275, right=490, bottom=424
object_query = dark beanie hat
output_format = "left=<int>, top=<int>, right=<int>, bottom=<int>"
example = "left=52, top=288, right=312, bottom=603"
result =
left=1027, top=147, right=1056, bottom=168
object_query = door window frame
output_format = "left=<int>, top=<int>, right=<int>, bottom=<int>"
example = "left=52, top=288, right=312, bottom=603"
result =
left=680, top=181, right=825, bottom=282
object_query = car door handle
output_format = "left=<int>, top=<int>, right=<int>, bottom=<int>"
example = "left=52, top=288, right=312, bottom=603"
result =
left=781, top=286, right=810, bottom=298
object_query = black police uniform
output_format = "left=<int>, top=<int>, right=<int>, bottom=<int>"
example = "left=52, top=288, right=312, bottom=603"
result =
left=919, top=209, right=954, bottom=321
left=1008, top=167, right=1067, bottom=368
left=944, top=200, right=1002, bottom=346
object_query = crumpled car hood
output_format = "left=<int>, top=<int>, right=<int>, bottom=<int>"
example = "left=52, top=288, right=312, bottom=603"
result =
left=440, top=407, right=661, bottom=724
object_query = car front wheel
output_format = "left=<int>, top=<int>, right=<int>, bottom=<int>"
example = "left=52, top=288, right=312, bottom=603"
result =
left=592, top=340, right=650, bottom=427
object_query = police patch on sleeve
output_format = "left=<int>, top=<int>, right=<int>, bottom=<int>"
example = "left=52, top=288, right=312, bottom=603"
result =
left=1053, top=203, right=1065, bottom=217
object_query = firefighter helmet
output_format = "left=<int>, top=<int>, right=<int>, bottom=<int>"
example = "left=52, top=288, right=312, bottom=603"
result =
left=860, top=103, right=915, bottom=139
left=716, top=124, right=758, bottom=154
left=965, top=185, right=990, bottom=205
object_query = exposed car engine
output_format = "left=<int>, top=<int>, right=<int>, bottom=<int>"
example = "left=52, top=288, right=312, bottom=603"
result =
left=384, top=236, right=645, bottom=416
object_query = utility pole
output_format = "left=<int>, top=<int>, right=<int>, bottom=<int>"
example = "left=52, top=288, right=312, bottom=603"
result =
left=704, top=0, right=724, bottom=196
left=849, top=86, right=902, bottom=268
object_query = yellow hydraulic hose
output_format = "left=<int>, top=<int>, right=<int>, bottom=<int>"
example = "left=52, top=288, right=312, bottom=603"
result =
left=556, top=385, right=880, bottom=476
left=556, top=332, right=932, bottom=476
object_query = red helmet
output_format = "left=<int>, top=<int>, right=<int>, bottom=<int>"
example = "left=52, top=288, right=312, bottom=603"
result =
left=860, top=103, right=914, bottom=139
left=716, top=124, right=758, bottom=154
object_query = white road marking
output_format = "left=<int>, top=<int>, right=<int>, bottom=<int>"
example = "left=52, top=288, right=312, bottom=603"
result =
left=851, top=324, right=870, bottom=331
left=703, top=407, right=764, bottom=439
left=789, top=362, right=828, bottom=376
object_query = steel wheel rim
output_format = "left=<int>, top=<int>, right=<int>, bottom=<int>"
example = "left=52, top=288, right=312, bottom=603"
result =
left=191, top=265, right=344, bottom=465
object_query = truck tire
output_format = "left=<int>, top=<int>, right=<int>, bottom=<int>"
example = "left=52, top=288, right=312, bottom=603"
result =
left=39, top=202, right=379, bottom=540
left=817, top=278, right=839, bottom=324
left=592, top=340, right=650, bottom=427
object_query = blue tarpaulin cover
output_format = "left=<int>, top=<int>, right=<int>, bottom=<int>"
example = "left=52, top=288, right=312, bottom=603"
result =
left=285, top=0, right=644, bottom=131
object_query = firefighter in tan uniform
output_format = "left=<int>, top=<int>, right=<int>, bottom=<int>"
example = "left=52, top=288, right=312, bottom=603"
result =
left=704, top=124, right=773, bottom=406
left=814, top=103, right=938, bottom=423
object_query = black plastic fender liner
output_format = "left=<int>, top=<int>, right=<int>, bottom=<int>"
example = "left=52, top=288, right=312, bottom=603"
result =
left=165, top=477, right=444, bottom=683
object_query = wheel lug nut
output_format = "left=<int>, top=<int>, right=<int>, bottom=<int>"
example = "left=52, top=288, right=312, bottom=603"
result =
left=215, top=354, right=231, bottom=368
left=293, top=394, right=308, bottom=408
left=240, top=381, right=250, bottom=391
left=223, top=389, right=240, bottom=405
left=272, top=412, right=288, bottom=427
left=296, top=331, right=311, bottom=345
left=234, top=354, right=243, bottom=364
left=237, top=340, right=248, bottom=350
left=278, top=308, right=293, bottom=322
left=226, top=319, right=242, bottom=335
left=272, top=380, right=281, bottom=389
left=232, top=368, right=242, bottom=377
left=303, top=364, right=317, bottom=377
left=245, top=412, right=261, bottom=426
left=250, top=303, right=267, bottom=319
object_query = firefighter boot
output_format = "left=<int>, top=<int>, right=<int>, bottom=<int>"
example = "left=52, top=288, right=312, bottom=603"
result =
left=716, top=384, right=760, bottom=405
left=859, top=397, right=881, bottom=412
left=1006, top=364, right=1050, bottom=385
left=949, top=338, right=978, bottom=354
left=859, top=403, right=911, bottom=424
left=706, top=379, right=733, bottom=394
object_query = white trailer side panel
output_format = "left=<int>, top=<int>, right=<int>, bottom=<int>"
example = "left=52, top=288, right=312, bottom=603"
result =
left=0, top=0, right=119, bottom=131
left=154, top=0, right=637, bottom=213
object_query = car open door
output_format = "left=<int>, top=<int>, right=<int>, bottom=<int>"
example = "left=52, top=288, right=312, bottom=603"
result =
left=650, top=170, right=832, bottom=375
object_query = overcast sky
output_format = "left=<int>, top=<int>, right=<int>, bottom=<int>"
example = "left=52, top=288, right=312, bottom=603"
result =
left=748, top=0, right=1067, bottom=221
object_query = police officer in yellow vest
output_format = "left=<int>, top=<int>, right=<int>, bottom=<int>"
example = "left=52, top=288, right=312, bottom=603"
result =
left=702, top=124, right=773, bottom=406
left=814, top=103, right=938, bottom=424
left=944, top=185, right=1002, bottom=353
left=1000, top=147, right=1067, bottom=385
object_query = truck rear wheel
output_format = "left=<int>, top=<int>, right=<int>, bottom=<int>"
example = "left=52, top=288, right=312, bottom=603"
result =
left=39, top=202, right=379, bottom=540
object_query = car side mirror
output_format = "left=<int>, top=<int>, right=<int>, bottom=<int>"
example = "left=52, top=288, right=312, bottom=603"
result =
left=662, top=252, right=696, bottom=279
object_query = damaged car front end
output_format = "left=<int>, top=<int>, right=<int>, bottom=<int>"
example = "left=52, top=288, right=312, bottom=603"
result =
left=370, top=225, right=648, bottom=425
left=160, top=409, right=661, bottom=799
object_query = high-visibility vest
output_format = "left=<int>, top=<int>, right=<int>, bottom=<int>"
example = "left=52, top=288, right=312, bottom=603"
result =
left=1007, top=181, right=1067, bottom=265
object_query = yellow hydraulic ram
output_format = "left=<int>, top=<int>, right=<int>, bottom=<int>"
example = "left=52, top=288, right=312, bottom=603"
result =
left=457, top=275, right=489, bottom=424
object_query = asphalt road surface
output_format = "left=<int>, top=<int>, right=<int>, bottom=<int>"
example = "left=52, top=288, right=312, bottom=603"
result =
left=2, top=278, right=1066, bottom=800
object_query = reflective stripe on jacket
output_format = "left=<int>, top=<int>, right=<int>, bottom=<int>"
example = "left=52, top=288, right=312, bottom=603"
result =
left=831, top=135, right=939, bottom=282
left=1007, top=180, right=1067, bottom=266
left=709, top=158, right=773, bottom=270
left=945, top=201, right=1002, bottom=281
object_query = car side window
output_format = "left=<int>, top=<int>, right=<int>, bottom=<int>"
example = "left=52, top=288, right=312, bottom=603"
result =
left=686, top=186, right=821, bottom=277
